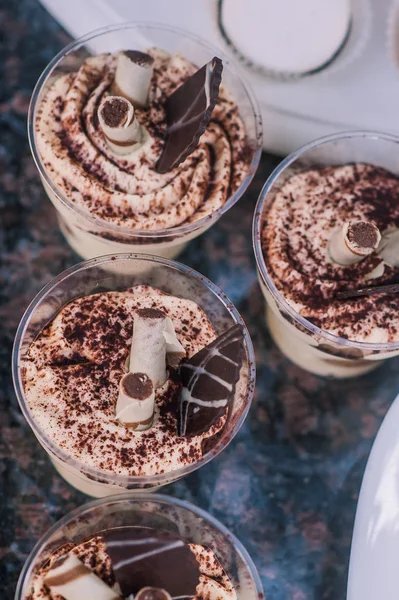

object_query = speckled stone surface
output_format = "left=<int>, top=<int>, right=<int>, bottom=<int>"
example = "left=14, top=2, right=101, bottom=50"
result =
left=0, top=1, right=398, bottom=599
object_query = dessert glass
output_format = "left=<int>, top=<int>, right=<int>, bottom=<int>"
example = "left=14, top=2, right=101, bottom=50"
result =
left=28, top=23, right=262, bottom=260
left=253, top=131, right=399, bottom=378
left=12, top=254, right=256, bottom=496
left=15, top=493, right=263, bottom=600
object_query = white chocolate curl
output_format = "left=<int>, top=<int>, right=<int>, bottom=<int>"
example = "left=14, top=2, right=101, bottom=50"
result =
left=129, top=308, right=168, bottom=388
left=123, top=310, right=186, bottom=429
left=116, top=372, right=155, bottom=430
left=329, top=221, right=381, bottom=266
left=44, top=552, right=120, bottom=600
left=164, top=316, right=186, bottom=367
left=112, top=50, right=154, bottom=108
left=98, top=95, right=141, bottom=155
left=378, top=227, right=399, bottom=267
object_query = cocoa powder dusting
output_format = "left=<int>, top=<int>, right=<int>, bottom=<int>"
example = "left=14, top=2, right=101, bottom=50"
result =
left=24, top=287, right=224, bottom=477
left=261, top=163, right=399, bottom=341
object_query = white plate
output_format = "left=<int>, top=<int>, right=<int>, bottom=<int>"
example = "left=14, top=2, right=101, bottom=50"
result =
left=40, top=0, right=399, bottom=155
left=348, top=393, right=399, bottom=600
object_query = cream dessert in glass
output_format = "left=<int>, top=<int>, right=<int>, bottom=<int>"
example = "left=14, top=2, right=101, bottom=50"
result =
left=15, top=493, right=263, bottom=600
left=253, top=131, right=399, bottom=378
left=28, top=23, right=262, bottom=260
left=12, top=254, right=255, bottom=497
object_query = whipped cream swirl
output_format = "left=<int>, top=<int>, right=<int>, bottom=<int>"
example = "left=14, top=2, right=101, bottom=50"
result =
left=23, top=286, right=247, bottom=477
left=35, top=49, right=249, bottom=231
left=262, top=164, right=399, bottom=343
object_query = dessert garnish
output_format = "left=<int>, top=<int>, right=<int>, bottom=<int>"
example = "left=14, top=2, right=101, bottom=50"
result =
left=98, top=96, right=141, bottom=155
left=129, top=308, right=170, bottom=389
left=135, top=588, right=171, bottom=600
left=112, top=50, right=154, bottom=108
left=116, top=372, right=155, bottom=430
left=336, top=282, right=399, bottom=300
left=116, top=307, right=185, bottom=428
left=178, top=324, right=244, bottom=437
left=103, top=527, right=201, bottom=598
left=329, top=220, right=381, bottom=266
left=163, top=316, right=186, bottom=367
left=44, top=551, right=120, bottom=599
left=156, top=56, right=223, bottom=174
left=378, top=227, right=399, bottom=268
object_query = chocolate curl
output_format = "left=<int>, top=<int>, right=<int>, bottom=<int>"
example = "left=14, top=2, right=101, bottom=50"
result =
left=44, top=552, right=120, bottom=600
left=135, top=588, right=172, bottom=600
left=163, top=317, right=186, bottom=368
left=329, top=221, right=381, bottom=266
left=129, top=308, right=167, bottom=388
left=112, top=50, right=154, bottom=108
left=98, top=96, right=141, bottom=155
left=116, top=372, right=155, bottom=430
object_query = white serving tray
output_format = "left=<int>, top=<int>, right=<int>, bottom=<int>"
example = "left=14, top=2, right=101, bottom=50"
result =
left=39, top=0, right=399, bottom=154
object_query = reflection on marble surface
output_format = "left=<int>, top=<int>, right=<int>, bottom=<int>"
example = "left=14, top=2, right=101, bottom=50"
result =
left=0, top=1, right=398, bottom=599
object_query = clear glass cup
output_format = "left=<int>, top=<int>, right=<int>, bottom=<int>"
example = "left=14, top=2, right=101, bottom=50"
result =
left=15, top=493, right=263, bottom=600
left=12, top=254, right=256, bottom=496
left=253, top=131, right=399, bottom=378
left=28, top=23, right=262, bottom=261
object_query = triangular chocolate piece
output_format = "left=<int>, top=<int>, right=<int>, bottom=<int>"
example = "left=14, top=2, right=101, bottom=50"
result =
left=178, top=324, right=244, bottom=438
left=104, top=527, right=200, bottom=598
left=156, top=57, right=223, bottom=173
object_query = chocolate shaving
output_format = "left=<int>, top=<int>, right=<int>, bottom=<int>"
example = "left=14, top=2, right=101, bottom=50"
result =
left=178, top=324, right=244, bottom=438
left=156, top=57, right=223, bottom=173
left=336, top=283, right=399, bottom=300
left=103, top=527, right=200, bottom=598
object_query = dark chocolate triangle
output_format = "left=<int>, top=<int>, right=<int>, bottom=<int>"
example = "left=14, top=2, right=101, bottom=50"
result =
left=103, top=526, right=200, bottom=598
left=178, top=324, right=244, bottom=438
left=156, top=57, right=223, bottom=173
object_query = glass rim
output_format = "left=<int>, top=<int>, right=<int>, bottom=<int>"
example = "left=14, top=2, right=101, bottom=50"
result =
left=12, top=253, right=256, bottom=487
left=14, top=492, right=263, bottom=600
left=27, top=21, right=263, bottom=240
left=253, top=129, right=399, bottom=352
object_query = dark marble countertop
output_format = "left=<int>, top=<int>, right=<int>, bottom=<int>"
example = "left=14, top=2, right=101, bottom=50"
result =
left=1, top=1, right=398, bottom=598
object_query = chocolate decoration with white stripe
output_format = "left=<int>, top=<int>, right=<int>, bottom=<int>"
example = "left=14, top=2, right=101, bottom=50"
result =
left=156, top=57, right=223, bottom=173
left=103, top=527, right=200, bottom=598
left=178, top=324, right=244, bottom=438
left=44, top=551, right=120, bottom=600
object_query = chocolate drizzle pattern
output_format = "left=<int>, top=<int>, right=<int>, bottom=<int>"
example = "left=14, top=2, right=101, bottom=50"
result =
left=35, top=49, right=249, bottom=232
left=179, top=324, right=244, bottom=437
left=261, top=164, right=399, bottom=342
